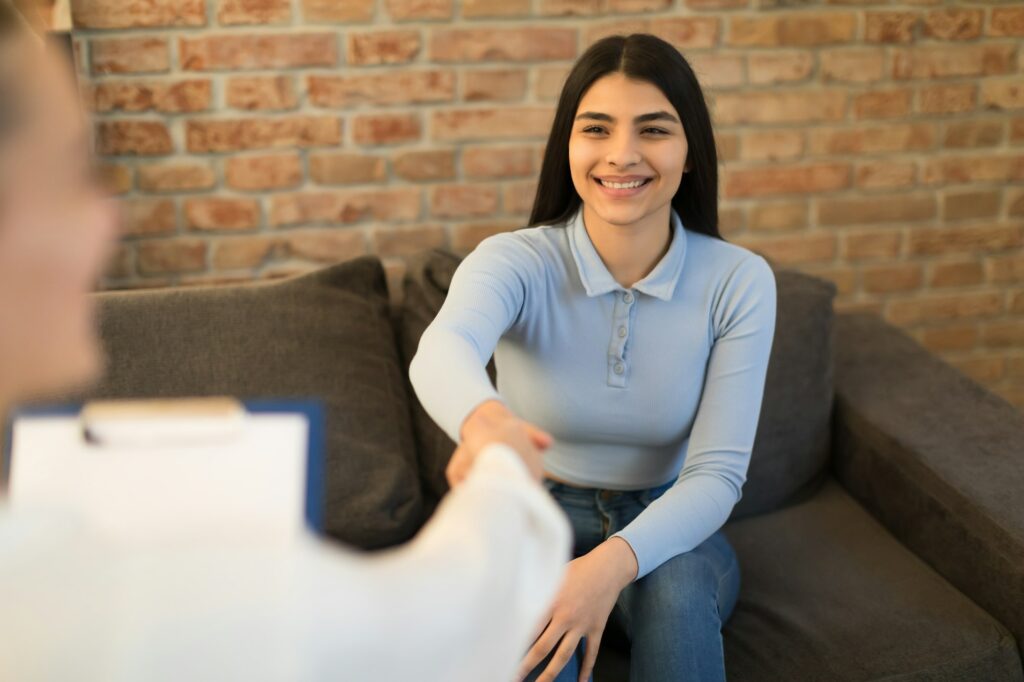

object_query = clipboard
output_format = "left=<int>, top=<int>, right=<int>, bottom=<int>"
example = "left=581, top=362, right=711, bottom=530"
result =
left=2, top=398, right=325, bottom=544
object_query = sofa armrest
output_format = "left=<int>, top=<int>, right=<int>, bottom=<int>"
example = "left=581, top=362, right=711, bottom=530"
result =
left=832, top=312, right=1024, bottom=649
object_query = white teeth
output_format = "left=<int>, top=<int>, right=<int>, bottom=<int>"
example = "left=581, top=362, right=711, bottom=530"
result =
left=600, top=179, right=646, bottom=189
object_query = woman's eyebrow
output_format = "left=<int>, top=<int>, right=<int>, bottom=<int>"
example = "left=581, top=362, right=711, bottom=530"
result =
left=574, top=111, right=680, bottom=124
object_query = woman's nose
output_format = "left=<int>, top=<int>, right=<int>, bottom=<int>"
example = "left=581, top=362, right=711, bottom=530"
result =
left=605, top=133, right=641, bottom=168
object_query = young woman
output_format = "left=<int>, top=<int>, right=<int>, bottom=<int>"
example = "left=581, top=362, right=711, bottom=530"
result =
left=410, top=33, right=777, bottom=682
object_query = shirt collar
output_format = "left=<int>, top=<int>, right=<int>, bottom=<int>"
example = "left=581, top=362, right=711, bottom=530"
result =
left=566, top=206, right=688, bottom=302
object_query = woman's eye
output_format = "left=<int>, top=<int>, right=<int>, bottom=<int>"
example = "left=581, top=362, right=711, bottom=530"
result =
left=642, top=127, right=669, bottom=135
left=581, top=126, right=606, bottom=134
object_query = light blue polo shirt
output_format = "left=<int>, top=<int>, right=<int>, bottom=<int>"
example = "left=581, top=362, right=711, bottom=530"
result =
left=409, top=206, right=777, bottom=579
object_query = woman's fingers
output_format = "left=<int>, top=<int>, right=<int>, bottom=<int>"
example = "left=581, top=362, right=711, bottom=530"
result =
left=577, top=631, right=603, bottom=682
left=537, top=632, right=582, bottom=682
left=517, top=622, right=566, bottom=681
left=525, top=423, right=554, bottom=449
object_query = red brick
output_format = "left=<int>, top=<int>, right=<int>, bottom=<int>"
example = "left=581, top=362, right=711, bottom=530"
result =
left=727, top=13, right=856, bottom=47
left=450, top=221, right=520, bottom=252
left=347, top=30, right=421, bottom=66
left=185, top=198, right=260, bottom=231
left=885, top=291, right=1003, bottom=326
left=464, top=69, right=528, bottom=102
left=919, top=84, right=976, bottom=115
left=105, top=245, right=134, bottom=280
left=988, top=8, right=1024, bottom=37
left=283, top=229, right=368, bottom=263
left=818, top=193, right=934, bottom=226
left=981, top=80, right=1024, bottom=111
left=372, top=224, right=447, bottom=258
left=929, top=260, right=984, bottom=288
left=86, top=80, right=211, bottom=114
left=539, top=0, right=603, bottom=15
left=688, top=53, right=744, bottom=89
left=96, top=121, right=173, bottom=156
left=1013, top=291, right=1024, bottom=315
left=918, top=324, right=978, bottom=352
left=431, top=184, right=500, bottom=218
left=713, top=91, right=846, bottom=124
left=72, top=0, right=206, bottom=28
left=862, top=263, right=923, bottom=294
left=393, top=149, right=456, bottom=181
left=855, top=161, right=916, bottom=190
left=943, top=190, right=1001, bottom=222
left=649, top=18, right=721, bottom=49
left=137, top=163, right=216, bottom=192
left=270, top=189, right=422, bottom=227
left=310, top=153, right=387, bottom=185
left=227, top=76, right=297, bottom=111
left=186, top=117, right=341, bottom=152
left=385, top=0, right=452, bottom=21
left=353, top=114, right=421, bottom=145
left=808, top=123, right=936, bottom=156
left=217, top=0, right=290, bottom=24
left=732, top=233, right=837, bottom=265
left=686, top=0, right=746, bottom=8
left=943, top=120, right=1002, bottom=148
left=179, top=33, right=337, bottom=71
left=430, top=28, right=576, bottom=62
left=843, top=229, right=903, bottom=261
left=923, top=8, right=982, bottom=40
left=1012, top=118, right=1024, bottom=144
left=923, top=154, right=1024, bottom=185
left=865, top=11, right=919, bottom=43
left=535, top=66, right=571, bottom=101
left=988, top=254, right=1024, bottom=284
left=719, top=207, right=744, bottom=238
left=302, top=0, right=374, bottom=22
left=225, top=153, right=302, bottom=190
left=749, top=201, right=807, bottom=232
left=212, top=235, right=279, bottom=269
left=724, top=163, right=850, bottom=199
left=584, top=20, right=648, bottom=47
left=1010, top=189, right=1024, bottom=217
left=908, top=224, right=1022, bottom=256
left=433, top=107, right=554, bottom=142
left=121, top=199, right=177, bottom=236
left=747, top=51, right=814, bottom=85
left=981, top=321, right=1024, bottom=348
left=463, top=0, right=530, bottom=17
left=137, top=239, right=208, bottom=275
left=739, top=130, right=804, bottom=161
left=949, top=355, right=1005, bottom=384
left=853, top=89, right=912, bottom=119
left=820, top=49, right=885, bottom=83
left=610, top=0, right=671, bottom=11
left=308, top=71, right=454, bottom=108
left=804, top=265, right=857, bottom=296
left=90, top=37, right=169, bottom=75
left=504, top=181, right=537, bottom=214
left=463, top=146, right=534, bottom=178
left=96, top=163, right=133, bottom=195
left=892, top=45, right=1016, bottom=80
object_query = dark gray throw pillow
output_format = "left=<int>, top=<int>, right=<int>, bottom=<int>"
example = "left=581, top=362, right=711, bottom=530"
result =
left=80, top=257, right=423, bottom=550
left=400, top=248, right=837, bottom=521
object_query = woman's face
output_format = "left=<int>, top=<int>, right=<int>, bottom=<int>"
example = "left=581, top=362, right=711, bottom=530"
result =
left=568, top=72, right=688, bottom=229
left=0, top=35, right=118, bottom=404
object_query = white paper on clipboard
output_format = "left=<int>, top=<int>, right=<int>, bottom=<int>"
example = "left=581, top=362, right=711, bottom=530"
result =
left=6, top=404, right=310, bottom=547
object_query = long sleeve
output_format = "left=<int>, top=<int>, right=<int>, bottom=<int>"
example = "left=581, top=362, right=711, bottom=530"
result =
left=612, top=255, right=777, bottom=580
left=408, top=233, right=538, bottom=443
left=0, top=443, right=571, bottom=682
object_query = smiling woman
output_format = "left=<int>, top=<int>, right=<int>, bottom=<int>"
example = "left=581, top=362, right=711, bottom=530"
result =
left=409, top=33, right=777, bottom=682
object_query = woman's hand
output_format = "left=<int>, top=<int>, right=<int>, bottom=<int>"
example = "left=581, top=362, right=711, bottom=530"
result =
left=448, top=400, right=553, bottom=485
left=518, top=537, right=639, bottom=682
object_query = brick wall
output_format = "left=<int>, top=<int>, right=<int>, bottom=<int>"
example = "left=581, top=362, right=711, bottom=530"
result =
left=69, top=0, right=1024, bottom=409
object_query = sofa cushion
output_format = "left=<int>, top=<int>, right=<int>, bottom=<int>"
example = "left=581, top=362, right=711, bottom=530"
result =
left=400, top=247, right=836, bottom=520
left=82, top=257, right=423, bottom=550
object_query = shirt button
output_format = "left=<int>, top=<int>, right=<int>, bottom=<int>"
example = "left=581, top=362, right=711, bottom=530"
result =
left=617, top=325, right=627, bottom=338
left=623, top=291, right=634, bottom=304
left=614, top=362, right=625, bottom=375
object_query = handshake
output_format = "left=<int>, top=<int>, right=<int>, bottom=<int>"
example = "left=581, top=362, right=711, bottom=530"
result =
left=451, top=399, right=555, bottom=486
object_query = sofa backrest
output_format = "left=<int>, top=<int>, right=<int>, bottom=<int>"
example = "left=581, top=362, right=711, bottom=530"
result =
left=399, top=248, right=838, bottom=521
left=74, top=257, right=425, bottom=550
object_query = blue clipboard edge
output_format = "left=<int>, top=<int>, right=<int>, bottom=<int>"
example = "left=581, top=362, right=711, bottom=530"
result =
left=2, top=398, right=326, bottom=536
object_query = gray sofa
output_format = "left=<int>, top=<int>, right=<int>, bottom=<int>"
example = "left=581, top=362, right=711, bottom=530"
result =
left=77, top=249, right=1023, bottom=681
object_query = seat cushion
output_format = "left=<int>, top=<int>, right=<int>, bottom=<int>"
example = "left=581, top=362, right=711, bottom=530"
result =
left=81, top=258, right=423, bottom=550
left=399, top=246, right=837, bottom=519
left=721, top=477, right=1023, bottom=681
left=593, top=478, right=1023, bottom=681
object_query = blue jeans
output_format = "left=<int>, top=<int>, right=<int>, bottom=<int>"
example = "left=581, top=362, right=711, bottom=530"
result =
left=524, top=478, right=741, bottom=682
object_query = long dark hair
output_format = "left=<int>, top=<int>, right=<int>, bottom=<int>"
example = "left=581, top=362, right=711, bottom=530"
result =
left=529, top=34, right=722, bottom=241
